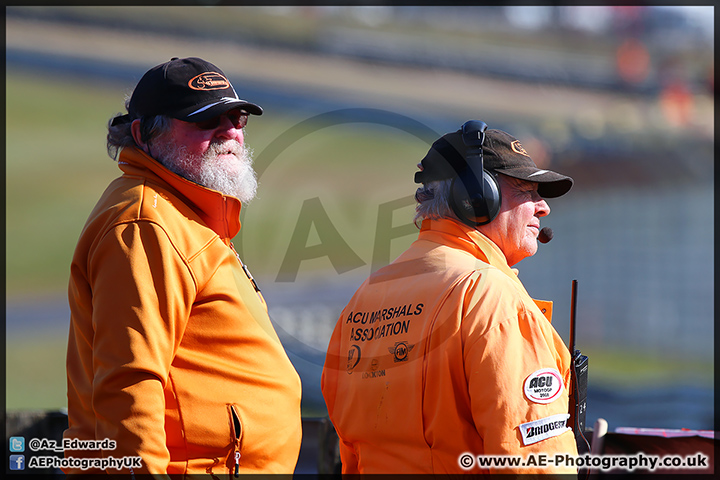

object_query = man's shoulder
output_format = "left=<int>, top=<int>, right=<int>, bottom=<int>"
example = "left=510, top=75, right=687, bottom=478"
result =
left=83, top=175, right=219, bottom=253
left=90, top=175, right=188, bottom=220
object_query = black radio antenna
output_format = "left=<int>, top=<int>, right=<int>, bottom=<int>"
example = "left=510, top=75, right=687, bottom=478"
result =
left=569, top=279, right=578, bottom=354
left=568, top=278, right=590, bottom=460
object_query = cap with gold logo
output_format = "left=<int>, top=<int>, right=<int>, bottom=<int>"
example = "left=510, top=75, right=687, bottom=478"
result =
left=415, top=126, right=573, bottom=198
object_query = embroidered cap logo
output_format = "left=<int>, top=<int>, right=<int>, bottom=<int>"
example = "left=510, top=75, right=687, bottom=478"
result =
left=189, top=72, right=231, bottom=91
left=511, top=140, right=530, bottom=157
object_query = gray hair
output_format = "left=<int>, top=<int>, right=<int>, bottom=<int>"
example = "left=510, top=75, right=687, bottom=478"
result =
left=106, top=97, right=173, bottom=160
left=413, top=179, right=459, bottom=226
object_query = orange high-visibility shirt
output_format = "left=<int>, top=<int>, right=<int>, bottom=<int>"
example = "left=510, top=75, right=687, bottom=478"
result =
left=322, top=217, right=578, bottom=474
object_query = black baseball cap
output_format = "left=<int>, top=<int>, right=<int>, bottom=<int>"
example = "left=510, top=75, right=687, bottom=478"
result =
left=111, top=57, right=262, bottom=126
left=414, top=127, right=573, bottom=198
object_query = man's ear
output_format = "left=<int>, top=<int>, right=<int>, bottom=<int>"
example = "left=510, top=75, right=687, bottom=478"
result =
left=131, top=119, right=150, bottom=154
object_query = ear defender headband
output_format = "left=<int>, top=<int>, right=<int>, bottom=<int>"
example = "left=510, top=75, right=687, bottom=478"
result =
left=449, top=120, right=502, bottom=226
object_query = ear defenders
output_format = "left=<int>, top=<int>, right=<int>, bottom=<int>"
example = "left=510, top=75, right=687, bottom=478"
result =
left=449, top=120, right=501, bottom=226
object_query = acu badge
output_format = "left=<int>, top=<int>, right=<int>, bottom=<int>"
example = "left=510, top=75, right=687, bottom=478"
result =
left=523, top=368, right=563, bottom=404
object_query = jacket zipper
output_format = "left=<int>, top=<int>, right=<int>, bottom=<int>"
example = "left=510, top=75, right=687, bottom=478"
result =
left=229, top=243, right=261, bottom=293
left=229, top=405, right=243, bottom=477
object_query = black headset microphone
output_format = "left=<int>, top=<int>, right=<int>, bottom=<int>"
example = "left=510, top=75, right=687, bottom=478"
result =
left=538, top=226, right=553, bottom=244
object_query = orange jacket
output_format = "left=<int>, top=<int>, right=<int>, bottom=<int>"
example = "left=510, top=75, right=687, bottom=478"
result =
left=64, top=147, right=302, bottom=475
left=321, top=218, right=578, bottom=474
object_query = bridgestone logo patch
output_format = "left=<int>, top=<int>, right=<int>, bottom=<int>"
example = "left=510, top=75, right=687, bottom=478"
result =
left=519, top=413, right=571, bottom=446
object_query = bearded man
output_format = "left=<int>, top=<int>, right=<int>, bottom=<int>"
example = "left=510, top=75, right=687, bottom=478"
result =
left=64, top=57, right=302, bottom=476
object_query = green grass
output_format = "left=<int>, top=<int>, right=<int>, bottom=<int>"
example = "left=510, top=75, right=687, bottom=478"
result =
left=6, top=335, right=68, bottom=410
left=580, top=347, right=713, bottom=388
left=6, top=72, right=126, bottom=293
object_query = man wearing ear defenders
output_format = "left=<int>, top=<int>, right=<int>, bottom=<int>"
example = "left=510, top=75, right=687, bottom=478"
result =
left=322, top=121, right=578, bottom=474
left=64, top=57, right=301, bottom=475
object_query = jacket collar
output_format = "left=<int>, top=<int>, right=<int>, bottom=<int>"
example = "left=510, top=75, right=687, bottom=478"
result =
left=117, top=147, right=243, bottom=240
left=419, top=217, right=523, bottom=288
left=419, top=217, right=553, bottom=322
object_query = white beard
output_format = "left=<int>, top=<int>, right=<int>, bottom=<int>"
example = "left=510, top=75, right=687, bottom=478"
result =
left=153, top=138, right=258, bottom=204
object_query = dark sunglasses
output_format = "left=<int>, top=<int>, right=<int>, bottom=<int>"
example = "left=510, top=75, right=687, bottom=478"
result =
left=194, top=110, right=249, bottom=130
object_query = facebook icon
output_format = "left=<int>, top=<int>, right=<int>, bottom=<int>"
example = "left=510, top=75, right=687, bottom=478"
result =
left=9, top=454, right=25, bottom=470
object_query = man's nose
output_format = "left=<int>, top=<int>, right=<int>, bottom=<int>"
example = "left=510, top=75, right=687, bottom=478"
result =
left=215, top=116, right=244, bottom=144
left=533, top=192, right=550, bottom=217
